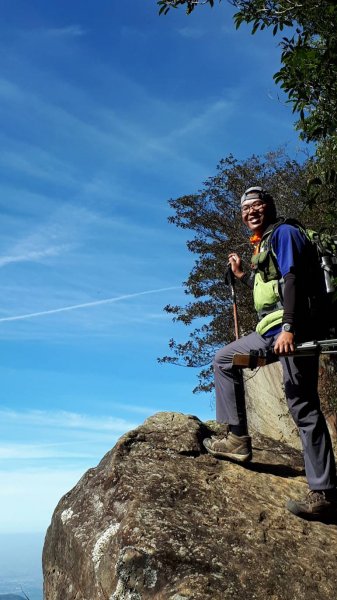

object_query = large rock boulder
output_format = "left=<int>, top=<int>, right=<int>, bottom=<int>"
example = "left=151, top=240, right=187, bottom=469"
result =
left=43, top=412, right=337, bottom=600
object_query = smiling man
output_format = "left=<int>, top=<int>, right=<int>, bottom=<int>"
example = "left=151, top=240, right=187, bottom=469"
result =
left=203, top=186, right=337, bottom=518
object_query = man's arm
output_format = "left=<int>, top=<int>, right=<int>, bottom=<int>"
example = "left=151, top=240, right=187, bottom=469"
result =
left=228, top=253, right=254, bottom=288
left=239, top=272, right=255, bottom=289
left=271, top=225, right=308, bottom=354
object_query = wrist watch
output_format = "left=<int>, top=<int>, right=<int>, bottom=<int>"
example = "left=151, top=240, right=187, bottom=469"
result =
left=282, top=323, right=294, bottom=333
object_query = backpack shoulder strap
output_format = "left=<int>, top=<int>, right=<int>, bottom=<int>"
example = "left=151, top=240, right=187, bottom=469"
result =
left=262, top=217, right=306, bottom=252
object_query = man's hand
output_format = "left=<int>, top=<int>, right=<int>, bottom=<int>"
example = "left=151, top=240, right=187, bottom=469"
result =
left=274, top=332, right=295, bottom=355
left=228, top=253, right=244, bottom=279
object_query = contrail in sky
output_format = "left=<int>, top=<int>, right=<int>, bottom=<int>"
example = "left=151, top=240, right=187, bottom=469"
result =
left=0, top=286, right=181, bottom=323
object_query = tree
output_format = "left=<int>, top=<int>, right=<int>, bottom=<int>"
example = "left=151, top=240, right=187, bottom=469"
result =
left=159, top=148, right=329, bottom=393
left=157, top=0, right=337, bottom=142
left=157, top=0, right=337, bottom=212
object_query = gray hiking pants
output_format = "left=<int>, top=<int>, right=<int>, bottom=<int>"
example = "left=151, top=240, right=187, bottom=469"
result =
left=214, top=331, right=336, bottom=491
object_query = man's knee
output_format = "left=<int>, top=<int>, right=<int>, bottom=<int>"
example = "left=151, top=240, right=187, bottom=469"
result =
left=287, top=397, right=321, bottom=429
left=213, top=345, right=232, bottom=370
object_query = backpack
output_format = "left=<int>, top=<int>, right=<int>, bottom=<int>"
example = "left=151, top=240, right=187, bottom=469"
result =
left=261, top=218, right=337, bottom=339
left=305, top=226, right=337, bottom=339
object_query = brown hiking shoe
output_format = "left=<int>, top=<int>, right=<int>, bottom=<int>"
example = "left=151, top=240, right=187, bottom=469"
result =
left=203, top=431, right=252, bottom=463
left=286, top=489, right=337, bottom=517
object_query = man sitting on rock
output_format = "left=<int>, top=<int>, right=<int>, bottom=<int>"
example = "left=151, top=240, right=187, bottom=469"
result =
left=203, top=185, right=337, bottom=518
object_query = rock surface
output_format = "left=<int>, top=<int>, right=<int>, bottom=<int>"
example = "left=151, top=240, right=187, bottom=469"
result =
left=43, top=412, right=337, bottom=600
left=244, top=362, right=301, bottom=449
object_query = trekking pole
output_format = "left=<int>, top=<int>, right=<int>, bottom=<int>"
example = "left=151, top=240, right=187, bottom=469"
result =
left=225, top=265, right=239, bottom=340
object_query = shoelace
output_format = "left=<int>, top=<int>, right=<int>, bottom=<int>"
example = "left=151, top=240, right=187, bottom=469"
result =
left=307, top=490, right=326, bottom=503
left=212, top=431, right=229, bottom=442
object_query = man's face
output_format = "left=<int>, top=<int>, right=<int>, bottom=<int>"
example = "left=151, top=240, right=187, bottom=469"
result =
left=241, top=198, right=273, bottom=235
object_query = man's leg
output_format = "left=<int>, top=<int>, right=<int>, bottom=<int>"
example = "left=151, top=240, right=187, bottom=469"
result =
left=213, top=331, right=274, bottom=427
left=203, top=332, right=274, bottom=462
left=280, top=354, right=336, bottom=490
left=280, top=353, right=337, bottom=516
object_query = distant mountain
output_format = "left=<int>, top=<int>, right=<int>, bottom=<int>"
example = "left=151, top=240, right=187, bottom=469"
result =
left=0, top=595, right=26, bottom=599
left=0, top=584, right=42, bottom=600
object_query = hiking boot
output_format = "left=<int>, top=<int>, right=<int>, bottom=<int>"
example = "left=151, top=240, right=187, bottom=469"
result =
left=286, top=489, right=337, bottom=517
left=203, top=431, right=252, bottom=463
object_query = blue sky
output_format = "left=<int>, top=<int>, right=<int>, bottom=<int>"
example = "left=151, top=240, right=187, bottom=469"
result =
left=0, top=0, right=306, bottom=541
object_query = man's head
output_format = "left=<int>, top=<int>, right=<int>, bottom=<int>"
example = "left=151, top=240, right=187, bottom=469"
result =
left=240, top=186, right=276, bottom=235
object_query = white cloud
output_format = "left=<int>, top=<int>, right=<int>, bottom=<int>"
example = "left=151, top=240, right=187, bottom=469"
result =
left=0, top=200, right=140, bottom=275
left=0, top=146, right=78, bottom=186
left=0, top=408, right=138, bottom=433
left=43, top=25, right=87, bottom=38
left=0, top=203, right=96, bottom=270
left=0, top=25, right=209, bottom=347
left=0, top=244, right=68, bottom=268
left=177, top=27, right=205, bottom=40
left=0, top=443, right=94, bottom=460
left=0, top=407, right=142, bottom=532
left=164, top=99, right=234, bottom=142
left=108, top=401, right=158, bottom=416
left=0, top=70, right=221, bottom=187
left=120, top=26, right=147, bottom=40
left=0, top=78, right=21, bottom=100
left=0, top=467, right=85, bottom=533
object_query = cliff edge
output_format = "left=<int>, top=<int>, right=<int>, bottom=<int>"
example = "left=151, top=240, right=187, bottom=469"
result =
left=43, top=412, right=337, bottom=600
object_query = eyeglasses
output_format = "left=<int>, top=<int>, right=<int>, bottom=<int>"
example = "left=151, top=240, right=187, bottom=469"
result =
left=241, top=200, right=266, bottom=215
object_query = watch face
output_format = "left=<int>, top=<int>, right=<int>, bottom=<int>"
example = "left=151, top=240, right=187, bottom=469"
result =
left=282, top=324, right=291, bottom=332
